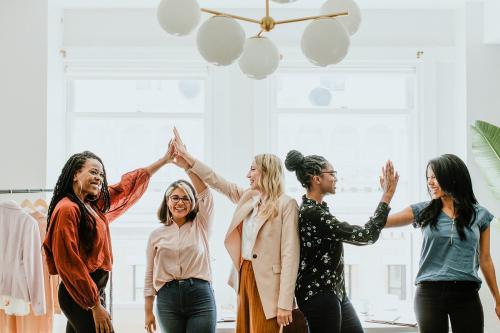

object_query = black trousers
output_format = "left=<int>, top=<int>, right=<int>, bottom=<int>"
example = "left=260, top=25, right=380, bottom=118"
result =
left=298, top=293, right=363, bottom=333
left=58, top=269, right=111, bottom=333
left=414, top=281, right=483, bottom=333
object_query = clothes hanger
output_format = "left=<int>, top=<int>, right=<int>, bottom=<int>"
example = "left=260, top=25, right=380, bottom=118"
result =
left=20, top=199, right=36, bottom=212
left=34, top=198, right=48, bottom=211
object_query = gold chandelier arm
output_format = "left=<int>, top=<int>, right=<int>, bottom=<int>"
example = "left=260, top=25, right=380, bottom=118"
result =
left=266, top=0, right=270, bottom=17
left=201, top=8, right=261, bottom=24
left=275, top=11, right=348, bottom=25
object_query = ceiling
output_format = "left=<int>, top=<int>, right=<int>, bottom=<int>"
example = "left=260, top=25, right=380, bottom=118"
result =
left=57, top=0, right=473, bottom=10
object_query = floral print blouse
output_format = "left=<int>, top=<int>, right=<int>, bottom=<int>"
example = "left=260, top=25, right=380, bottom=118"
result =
left=295, top=195, right=390, bottom=305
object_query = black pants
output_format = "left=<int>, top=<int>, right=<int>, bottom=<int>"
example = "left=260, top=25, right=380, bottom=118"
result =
left=298, top=293, right=363, bottom=333
left=414, top=281, right=483, bottom=333
left=58, top=269, right=111, bottom=333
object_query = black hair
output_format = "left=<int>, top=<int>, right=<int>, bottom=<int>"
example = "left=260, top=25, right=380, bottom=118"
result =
left=285, top=150, right=329, bottom=190
left=417, top=154, right=478, bottom=241
left=47, top=151, right=110, bottom=255
left=157, top=180, right=199, bottom=225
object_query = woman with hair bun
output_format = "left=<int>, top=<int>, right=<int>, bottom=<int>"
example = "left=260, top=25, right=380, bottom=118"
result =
left=285, top=150, right=399, bottom=333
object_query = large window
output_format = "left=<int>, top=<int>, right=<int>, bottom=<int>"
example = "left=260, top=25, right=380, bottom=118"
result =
left=67, top=75, right=209, bottom=305
left=273, top=67, right=419, bottom=316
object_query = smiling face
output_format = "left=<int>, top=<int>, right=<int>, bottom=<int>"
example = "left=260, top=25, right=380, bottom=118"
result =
left=246, top=160, right=262, bottom=191
left=317, top=162, right=337, bottom=195
left=426, top=166, right=445, bottom=199
left=167, top=187, right=193, bottom=222
left=73, top=158, right=104, bottom=200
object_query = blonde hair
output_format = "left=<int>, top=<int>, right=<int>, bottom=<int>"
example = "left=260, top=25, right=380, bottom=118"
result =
left=254, top=154, right=284, bottom=222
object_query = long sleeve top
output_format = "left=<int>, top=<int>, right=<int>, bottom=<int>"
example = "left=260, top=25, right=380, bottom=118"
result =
left=43, top=168, right=150, bottom=309
left=0, top=201, right=45, bottom=315
left=295, top=195, right=390, bottom=305
left=0, top=210, right=61, bottom=333
left=144, top=188, right=214, bottom=297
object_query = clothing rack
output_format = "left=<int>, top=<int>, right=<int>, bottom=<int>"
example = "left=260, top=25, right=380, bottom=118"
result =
left=0, top=189, right=53, bottom=194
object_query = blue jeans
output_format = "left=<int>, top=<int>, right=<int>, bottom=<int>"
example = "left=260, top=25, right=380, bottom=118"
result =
left=298, top=293, right=363, bottom=333
left=156, top=278, right=217, bottom=333
left=414, top=281, right=483, bottom=333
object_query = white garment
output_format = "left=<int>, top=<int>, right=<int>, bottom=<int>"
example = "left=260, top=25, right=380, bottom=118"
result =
left=0, top=201, right=46, bottom=315
left=241, top=196, right=261, bottom=260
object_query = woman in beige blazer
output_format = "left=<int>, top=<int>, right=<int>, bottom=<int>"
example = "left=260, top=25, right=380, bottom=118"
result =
left=171, top=129, right=299, bottom=333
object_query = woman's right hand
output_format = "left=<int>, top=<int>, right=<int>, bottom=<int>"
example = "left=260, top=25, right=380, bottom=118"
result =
left=164, top=139, right=176, bottom=164
left=145, top=311, right=157, bottom=333
left=379, top=160, right=399, bottom=204
left=172, top=127, right=188, bottom=157
left=91, top=303, right=113, bottom=333
left=172, top=127, right=196, bottom=168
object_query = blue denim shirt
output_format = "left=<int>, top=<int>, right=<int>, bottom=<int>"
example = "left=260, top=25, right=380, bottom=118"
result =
left=411, top=202, right=494, bottom=285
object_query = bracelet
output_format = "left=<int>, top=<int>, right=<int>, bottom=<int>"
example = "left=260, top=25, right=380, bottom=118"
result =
left=89, top=303, right=98, bottom=310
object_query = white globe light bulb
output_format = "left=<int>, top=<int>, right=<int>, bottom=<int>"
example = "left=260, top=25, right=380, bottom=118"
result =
left=197, top=16, right=246, bottom=66
left=238, top=37, right=280, bottom=80
left=320, top=0, right=362, bottom=35
left=301, top=18, right=350, bottom=67
left=157, top=0, right=200, bottom=36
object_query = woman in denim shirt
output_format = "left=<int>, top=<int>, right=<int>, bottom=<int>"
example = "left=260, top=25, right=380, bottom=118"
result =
left=385, top=154, right=500, bottom=333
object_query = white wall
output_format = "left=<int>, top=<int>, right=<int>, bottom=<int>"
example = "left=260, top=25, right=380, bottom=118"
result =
left=55, top=7, right=462, bottom=332
left=3, top=1, right=499, bottom=332
left=0, top=0, right=49, bottom=189
left=466, top=3, right=500, bottom=332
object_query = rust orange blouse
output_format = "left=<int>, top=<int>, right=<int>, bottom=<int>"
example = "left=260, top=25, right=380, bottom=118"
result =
left=43, top=168, right=151, bottom=309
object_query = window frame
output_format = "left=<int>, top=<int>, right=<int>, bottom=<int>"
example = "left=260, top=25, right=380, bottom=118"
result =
left=266, top=63, right=424, bottom=311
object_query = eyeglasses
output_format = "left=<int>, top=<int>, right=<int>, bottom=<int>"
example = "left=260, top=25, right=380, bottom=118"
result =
left=320, top=171, right=337, bottom=176
left=169, top=195, right=191, bottom=204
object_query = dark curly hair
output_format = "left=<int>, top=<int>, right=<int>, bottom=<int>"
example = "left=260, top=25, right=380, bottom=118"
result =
left=47, top=151, right=110, bottom=256
left=416, top=154, right=477, bottom=241
left=285, top=150, right=329, bottom=190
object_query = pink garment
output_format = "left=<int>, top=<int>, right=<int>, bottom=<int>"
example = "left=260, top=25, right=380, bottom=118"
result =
left=0, top=209, right=61, bottom=333
left=144, top=188, right=214, bottom=296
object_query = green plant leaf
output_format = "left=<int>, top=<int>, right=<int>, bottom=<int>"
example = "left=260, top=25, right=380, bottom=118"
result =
left=471, top=120, right=500, bottom=201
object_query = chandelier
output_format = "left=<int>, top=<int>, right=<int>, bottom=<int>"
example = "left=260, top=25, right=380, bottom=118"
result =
left=157, top=0, right=361, bottom=79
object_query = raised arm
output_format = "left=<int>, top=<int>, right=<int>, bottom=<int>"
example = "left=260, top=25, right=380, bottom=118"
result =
left=172, top=154, right=207, bottom=194
left=103, top=140, right=175, bottom=222
left=143, top=138, right=176, bottom=176
left=172, top=128, right=245, bottom=204
left=385, top=206, right=415, bottom=228
left=307, top=202, right=391, bottom=246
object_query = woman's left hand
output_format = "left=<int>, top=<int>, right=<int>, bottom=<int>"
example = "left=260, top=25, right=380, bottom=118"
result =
left=379, top=160, right=399, bottom=203
left=277, top=307, right=293, bottom=327
left=162, top=139, right=176, bottom=164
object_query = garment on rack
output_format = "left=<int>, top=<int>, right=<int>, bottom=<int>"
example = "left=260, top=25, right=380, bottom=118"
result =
left=0, top=209, right=61, bottom=333
left=0, top=201, right=46, bottom=317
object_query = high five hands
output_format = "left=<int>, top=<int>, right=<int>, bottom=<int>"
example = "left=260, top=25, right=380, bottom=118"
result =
left=379, top=160, right=399, bottom=204
left=166, top=127, right=191, bottom=170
